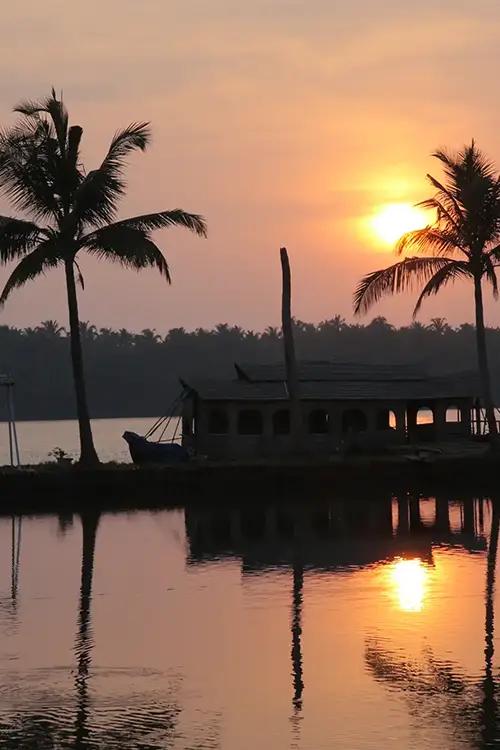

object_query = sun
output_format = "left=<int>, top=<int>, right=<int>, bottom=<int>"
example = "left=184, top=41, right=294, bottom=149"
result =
left=370, top=202, right=429, bottom=247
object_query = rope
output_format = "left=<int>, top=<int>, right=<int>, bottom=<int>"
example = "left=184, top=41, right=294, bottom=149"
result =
left=145, top=390, right=187, bottom=443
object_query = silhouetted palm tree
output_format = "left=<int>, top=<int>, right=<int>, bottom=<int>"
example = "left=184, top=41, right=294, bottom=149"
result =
left=354, top=143, right=500, bottom=438
left=428, top=317, right=450, bottom=334
left=0, top=90, right=206, bottom=464
left=35, top=320, right=66, bottom=339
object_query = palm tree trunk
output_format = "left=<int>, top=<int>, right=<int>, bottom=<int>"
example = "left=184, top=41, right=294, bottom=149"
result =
left=64, top=259, right=100, bottom=465
left=473, top=275, right=498, bottom=440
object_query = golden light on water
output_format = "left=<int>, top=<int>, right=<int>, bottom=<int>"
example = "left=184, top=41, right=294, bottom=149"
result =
left=391, top=558, right=428, bottom=612
left=370, top=202, right=429, bottom=247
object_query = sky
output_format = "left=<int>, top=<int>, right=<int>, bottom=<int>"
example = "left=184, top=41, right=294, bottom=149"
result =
left=1, top=0, right=500, bottom=332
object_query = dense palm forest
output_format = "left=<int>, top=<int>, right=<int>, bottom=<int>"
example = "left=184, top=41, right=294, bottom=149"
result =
left=1, top=315, right=499, bottom=421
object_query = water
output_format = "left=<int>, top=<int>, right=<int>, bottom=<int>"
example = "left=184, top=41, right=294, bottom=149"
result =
left=0, top=496, right=498, bottom=749
left=0, top=417, right=179, bottom=465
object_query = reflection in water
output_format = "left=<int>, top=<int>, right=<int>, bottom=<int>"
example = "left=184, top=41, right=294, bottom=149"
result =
left=365, top=499, right=500, bottom=749
left=481, top=505, right=499, bottom=748
left=289, top=559, right=304, bottom=746
left=10, top=516, right=21, bottom=604
left=391, top=557, right=428, bottom=612
left=291, top=561, right=304, bottom=712
left=0, top=495, right=498, bottom=749
left=0, top=511, right=182, bottom=749
left=74, top=511, right=99, bottom=749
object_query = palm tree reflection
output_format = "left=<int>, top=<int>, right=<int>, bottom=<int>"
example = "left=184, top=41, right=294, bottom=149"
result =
left=481, top=504, right=499, bottom=747
left=10, top=516, right=21, bottom=605
left=0, top=511, right=182, bottom=749
left=74, top=511, right=100, bottom=749
left=73, top=512, right=182, bottom=749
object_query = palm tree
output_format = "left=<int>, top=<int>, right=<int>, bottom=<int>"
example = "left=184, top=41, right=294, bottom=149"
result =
left=428, top=317, right=450, bottom=334
left=35, top=319, right=66, bottom=338
left=354, top=143, right=500, bottom=438
left=0, top=90, right=206, bottom=464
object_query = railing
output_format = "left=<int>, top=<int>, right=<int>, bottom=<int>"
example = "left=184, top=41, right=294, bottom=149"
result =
left=471, top=407, right=500, bottom=436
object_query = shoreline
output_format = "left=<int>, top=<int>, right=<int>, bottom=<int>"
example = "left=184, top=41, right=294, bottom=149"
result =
left=1, top=452, right=499, bottom=515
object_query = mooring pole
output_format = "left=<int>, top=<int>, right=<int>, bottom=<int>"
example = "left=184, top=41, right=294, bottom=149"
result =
left=280, top=247, right=302, bottom=449
left=8, top=385, right=20, bottom=466
left=6, top=387, right=13, bottom=467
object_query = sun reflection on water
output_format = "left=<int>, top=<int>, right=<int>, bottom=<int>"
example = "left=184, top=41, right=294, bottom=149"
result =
left=390, top=558, right=428, bottom=612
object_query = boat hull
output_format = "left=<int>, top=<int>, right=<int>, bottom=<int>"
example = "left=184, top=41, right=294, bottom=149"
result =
left=123, top=431, right=189, bottom=465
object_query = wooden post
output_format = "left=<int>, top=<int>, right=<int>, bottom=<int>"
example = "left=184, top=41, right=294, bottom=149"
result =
left=280, top=247, right=302, bottom=450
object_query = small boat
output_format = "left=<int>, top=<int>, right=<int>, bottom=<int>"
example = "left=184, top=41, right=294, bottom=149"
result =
left=123, top=431, right=189, bottom=465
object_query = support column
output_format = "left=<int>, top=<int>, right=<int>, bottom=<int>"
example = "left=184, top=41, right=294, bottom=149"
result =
left=407, top=404, right=417, bottom=443
left=433, top=401, right=446, bottom=441
left=395, top=407, right=407, bottom=441
left=460, top=404, right=472, bottom=436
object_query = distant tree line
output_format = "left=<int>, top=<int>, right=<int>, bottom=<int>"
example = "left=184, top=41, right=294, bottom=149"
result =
left=1, top=315, right=499, bottom=421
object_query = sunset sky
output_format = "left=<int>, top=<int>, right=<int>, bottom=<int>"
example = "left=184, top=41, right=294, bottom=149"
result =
left=1, top=0, right=500, bottom=332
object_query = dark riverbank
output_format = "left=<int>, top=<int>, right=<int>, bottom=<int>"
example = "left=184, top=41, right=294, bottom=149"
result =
left=1, top=452, right=499, bottom=515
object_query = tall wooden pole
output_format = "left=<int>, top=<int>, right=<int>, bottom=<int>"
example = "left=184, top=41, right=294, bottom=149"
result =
left=280, top=247, right=301, bottom=447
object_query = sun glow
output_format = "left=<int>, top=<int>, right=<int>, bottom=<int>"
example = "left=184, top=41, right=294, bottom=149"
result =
left=370, top=202, right=429, bottom=247
left=390, top=558, right=428, bottom=612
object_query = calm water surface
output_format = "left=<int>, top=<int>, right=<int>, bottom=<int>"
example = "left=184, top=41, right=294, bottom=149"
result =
left=0, top=496, right=498, bottom=749
left=0, top=417, right=177, bottom=465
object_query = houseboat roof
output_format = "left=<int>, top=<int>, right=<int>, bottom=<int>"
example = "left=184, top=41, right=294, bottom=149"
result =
left=181, top=361, right=478, bottom=402
left=235, top=361, right=427, bottom=383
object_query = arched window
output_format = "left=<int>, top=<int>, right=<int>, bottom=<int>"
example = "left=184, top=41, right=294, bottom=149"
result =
left=416, top=406, right=434, bottom=425
left=342, top=409, right=367, bottom=434
left=208, top=408, right=229, bottom=434
left=238, top=409, right=263, bottom=435
left=273, top=409, right=290, bottom=435
left=308, top=409, right=329, bottom=434
left=446, top=405, right=461, bottom=423
left=376, top=409, right=397, bottom=430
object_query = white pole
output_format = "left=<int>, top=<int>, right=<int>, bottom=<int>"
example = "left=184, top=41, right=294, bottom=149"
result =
left=6, top=387, right=13, bottom=467
left=8, top=386, right=20, bottom=467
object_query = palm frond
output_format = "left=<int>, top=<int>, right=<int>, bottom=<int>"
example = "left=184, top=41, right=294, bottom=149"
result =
left=81, top=226, right=171, bottom=281
left=417, top=197, right=461, bottom=232
left=67, top=126, right=83, bottom=172
left=74, top=259, right=85, bottom=290
left=107, top=122, right=150, bottom=160
left=0, top=118, right=61, bottom=221
left=0, top=217, right=47, bottom=262
left=70, top=123, right=151, bottom=229
left=15, top=89, right=68, bottom=156
left=426, top=174, right=465, bottom=219
left=86, top=209, right=207, bottom=238
left=413, top=261, right=470, bottom=316
left=482, top=255, right=499, bottom=300
left=353, top=257, right=454, bottom=316
left=0, top=242, right=62, bottom=306
left=395, top=227, right=462, bottom=257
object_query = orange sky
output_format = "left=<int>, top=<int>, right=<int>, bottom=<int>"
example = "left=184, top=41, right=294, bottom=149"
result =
left=1, top=0, right=500, bottom=332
